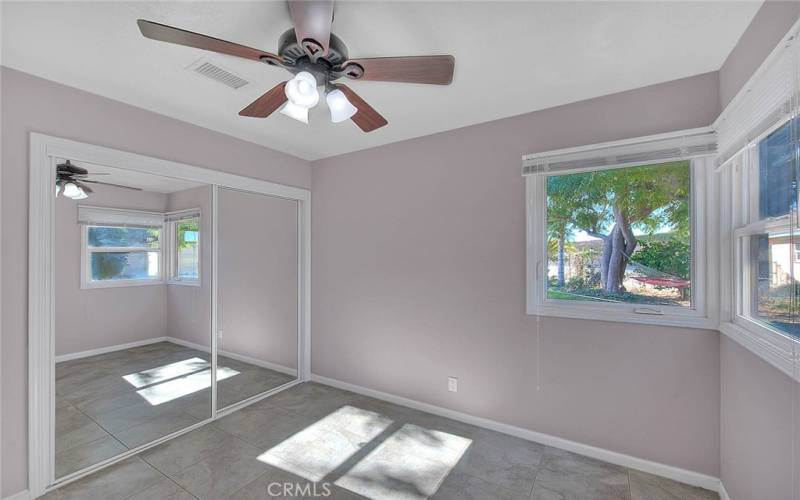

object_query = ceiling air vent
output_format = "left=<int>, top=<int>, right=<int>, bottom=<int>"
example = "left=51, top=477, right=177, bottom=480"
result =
left=189, top=60, right=249, bottom=89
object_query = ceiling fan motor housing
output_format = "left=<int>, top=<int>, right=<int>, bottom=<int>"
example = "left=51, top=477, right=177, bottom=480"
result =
left=277, top=29, right=350, bottom=86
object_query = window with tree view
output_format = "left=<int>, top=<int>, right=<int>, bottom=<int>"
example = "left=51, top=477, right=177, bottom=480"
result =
left=86, top=226, right=161, bottom=283
left=546, top=161, right=691, bottom=307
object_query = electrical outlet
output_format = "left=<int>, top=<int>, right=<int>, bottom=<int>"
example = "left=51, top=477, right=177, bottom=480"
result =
left=448, top=377, right=458, bottom=393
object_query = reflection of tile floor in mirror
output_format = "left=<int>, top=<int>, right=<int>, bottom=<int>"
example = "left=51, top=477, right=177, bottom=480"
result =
left=45, top=382, right=720, bottom=500
left=55, top=341, right=295, bottom=478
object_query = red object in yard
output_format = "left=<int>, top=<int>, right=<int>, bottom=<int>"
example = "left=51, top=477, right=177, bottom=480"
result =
left=631, top=276, right=690, bottom=289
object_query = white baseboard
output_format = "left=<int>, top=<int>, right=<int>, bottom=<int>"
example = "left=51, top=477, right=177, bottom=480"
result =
left=165, top=336, right=297, bottom=377
left=311, top=374, right=723, bottom=493
left=3, top=490, right=30, bottom=500
left=55, top=337, right=168, bottom=363
left=718, top=481, right=731, bottom=500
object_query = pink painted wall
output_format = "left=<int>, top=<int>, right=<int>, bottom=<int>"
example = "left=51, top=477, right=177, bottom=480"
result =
left=166, top=185, right=213, bottom=349
left=218, top=188, right=298, bottom=372
left=0, top=67, right=311, bottom=497
left=310, top=72, right=723, bottom=476
left=55, top=185, right=169, bottom=356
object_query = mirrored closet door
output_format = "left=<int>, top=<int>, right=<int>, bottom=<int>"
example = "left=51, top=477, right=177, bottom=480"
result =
left=53, top=165, right=214, bottom=479
left=47, top=153, right=305, bottom=485
left=216, top=187, right=299, bottom=410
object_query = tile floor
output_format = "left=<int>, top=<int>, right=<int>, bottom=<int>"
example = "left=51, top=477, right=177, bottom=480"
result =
left=45, top=382, right=719, bottom=500
left=55, top=341, right=295, bottom=478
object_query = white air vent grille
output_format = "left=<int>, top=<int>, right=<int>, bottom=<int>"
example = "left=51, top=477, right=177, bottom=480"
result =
left=191, top=61, right=249, bottom=89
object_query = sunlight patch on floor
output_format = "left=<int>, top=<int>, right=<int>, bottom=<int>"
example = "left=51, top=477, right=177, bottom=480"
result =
left=123, top=357, right=209, bottom=388
left=137, top=367, right=238, bottom=405
left=257, top=405, right=394, bottom=481
left=335, top=423, right=472, bottom=500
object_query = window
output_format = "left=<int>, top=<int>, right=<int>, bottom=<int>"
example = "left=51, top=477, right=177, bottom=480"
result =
left=732, top=119, right=800, bottom=341
left=81, top=223, right=163, bottom=288
left=546, top=161, right=692, bottom=307
left=166, top=210, right=201, bottom=285
left=525, top=130, right=714, bottom=327
left=79, top=206, right=164, bottom=288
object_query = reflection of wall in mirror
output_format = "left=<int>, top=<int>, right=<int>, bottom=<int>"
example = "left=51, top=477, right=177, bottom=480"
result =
left=55, top=184, right=168, bottom=356
left=218, top=188, right=299, bottom=373
left=166, top=185, right=213, bottom=351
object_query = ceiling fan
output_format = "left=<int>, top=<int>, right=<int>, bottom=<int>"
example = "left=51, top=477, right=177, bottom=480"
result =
left=137, top=0, right=455, bottom=132
left=56, top=160, right=142, bottom=200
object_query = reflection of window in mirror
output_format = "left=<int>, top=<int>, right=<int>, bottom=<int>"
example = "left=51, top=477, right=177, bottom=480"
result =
left=166, top=211, right=201, bottom=286
left=78, top=207, right=165, bottom=289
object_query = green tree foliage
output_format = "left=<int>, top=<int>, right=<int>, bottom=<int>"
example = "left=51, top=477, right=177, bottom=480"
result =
left=547, top=161, right=690, bottom=293
left=634, top=238, right=690, bottom=279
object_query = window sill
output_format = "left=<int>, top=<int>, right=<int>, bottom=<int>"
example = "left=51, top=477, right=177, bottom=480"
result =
left=81, top=279, right=164, bottom=290
left=529, top=303, right=717, bottom=330
left=719, top=321, right=799, bottom=382
left=167, top=279, right=201, bottom=287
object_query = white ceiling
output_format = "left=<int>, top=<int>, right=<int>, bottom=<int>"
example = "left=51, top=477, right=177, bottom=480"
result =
left=3, top=1, right=761, bottom=161
left=66, top=159, right=206, bottom=194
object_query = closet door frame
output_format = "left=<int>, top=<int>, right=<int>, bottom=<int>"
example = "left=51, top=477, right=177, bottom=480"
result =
left=28, top=133, right=311, bottom=497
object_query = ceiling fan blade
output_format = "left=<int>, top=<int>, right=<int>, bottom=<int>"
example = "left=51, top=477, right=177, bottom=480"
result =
left=339, top=55, right=455, bottom=85
left=137, top=19, right=283, bottom=65
left=288, top=0, right=334, bottom=57
left=74, top=181, right=93, bottom=194
left=239, top=81, right=289, bottom=118
left=336, top=84, right=387, bottom=132
left=82, top=180, right=143, bottom=191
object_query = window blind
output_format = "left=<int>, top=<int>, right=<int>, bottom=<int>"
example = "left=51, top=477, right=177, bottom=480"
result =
left=164, top=209, right=200, bottom=223
left=715, top=25, right=799, bottom=168
left=77, top=206, right=164, bottom=228
left=522, top=129, right=716, bottom=176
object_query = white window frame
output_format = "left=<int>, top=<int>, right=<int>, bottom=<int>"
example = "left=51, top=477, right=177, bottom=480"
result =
left=720, top=119, right=800, bottom=379
left=165, top=209, right=201, bottom=287
left=80, top=222, right=165, bottom=289
left=525, top=132, right=717, bottom=329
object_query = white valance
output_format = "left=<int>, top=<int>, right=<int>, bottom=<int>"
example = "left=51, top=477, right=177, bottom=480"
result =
left=77, top=205, right=164, bottom=228
left=164, top=208, right=200, bottom=223
left=715, top=24, right=799, bottom=168
left=522, top=129, right=716, bottom=176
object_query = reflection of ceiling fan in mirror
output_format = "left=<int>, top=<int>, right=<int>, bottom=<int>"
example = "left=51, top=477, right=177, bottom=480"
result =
left=56, top=160, right=142, bottom=200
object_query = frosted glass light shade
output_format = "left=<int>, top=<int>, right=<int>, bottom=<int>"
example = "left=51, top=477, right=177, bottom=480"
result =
left=280, top=101, right=310, bottom=124
left=326, top=89, right=358, bottom=123
left=63, top=182, right=81, bottom=198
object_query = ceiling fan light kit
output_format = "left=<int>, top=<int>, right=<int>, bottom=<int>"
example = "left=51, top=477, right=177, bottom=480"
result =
left=55, top=160, right=142, bottom=200
left=137, top=0, right=455, bottom=132
left=326, top=88, right=358, bottom=123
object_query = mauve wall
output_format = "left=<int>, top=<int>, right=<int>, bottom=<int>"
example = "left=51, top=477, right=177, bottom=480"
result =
left=310, top=72, right=722, bottom=475
left=718, top=0, right=800, bottom=110
left=55, top=186, right=169, bottom=356
left=0, top=67, right=311, bottom=497
left=166, top=185, right=213, bottom=349
left=719, top=337, right=798, bottom=500
left=716, top=3, right=800, bottom=499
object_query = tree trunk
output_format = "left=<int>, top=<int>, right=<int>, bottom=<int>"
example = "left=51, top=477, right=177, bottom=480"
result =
left=599, top=206, right=639, bottom=294
left=557, top=234, right=566, bottom=286
left=598, top=226, right=614, bottom=290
